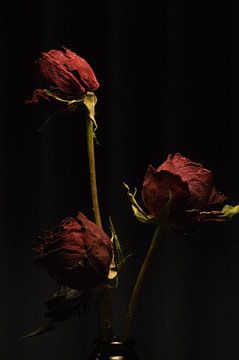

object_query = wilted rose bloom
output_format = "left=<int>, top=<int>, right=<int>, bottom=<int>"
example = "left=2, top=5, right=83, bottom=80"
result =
left=142, top=153, right=227, bottom=231
left=26, top=47, right=99, bottom=113
left=34, top=212, right=113, bottom=291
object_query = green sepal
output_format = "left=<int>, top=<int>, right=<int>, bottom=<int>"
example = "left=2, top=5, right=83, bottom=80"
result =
left=44, top=89, right=85, bottom=105
left=43, top=90, right=97, bottom=127
left=107, top=218, right=131, bottom=288
left=123, top=183, right=157, bottom=224
left=19, top=322, right=55, bottom=341
left=107, top=232, right=118, bottom=282
left=44, top=90, right=98, bottom=139
left=83, top=92, right=98, bottom=131
left=109, top=217, right=131, bottom=271
left=221, top=204, right=239, bottom=219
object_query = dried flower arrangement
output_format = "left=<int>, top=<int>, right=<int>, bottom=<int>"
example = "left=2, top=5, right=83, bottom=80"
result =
left=22, top=47, right=239, bottom=359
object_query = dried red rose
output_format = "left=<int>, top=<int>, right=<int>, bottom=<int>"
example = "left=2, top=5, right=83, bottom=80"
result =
left=26, top=47, right=99, bottom=112
left=142, top=153, right=227, bottom=230
left=34, top=212, right=113, bottom=291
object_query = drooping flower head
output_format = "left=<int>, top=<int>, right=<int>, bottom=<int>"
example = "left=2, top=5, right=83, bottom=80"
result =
left=34, top=212, right=113, bottom=291
left=26, top=47, right=99, bottom=113
left=142, top=153, right=227, bottom=231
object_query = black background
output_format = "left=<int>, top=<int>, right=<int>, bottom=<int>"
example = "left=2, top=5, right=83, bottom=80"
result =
left=1, top=1, right=239, bottom=359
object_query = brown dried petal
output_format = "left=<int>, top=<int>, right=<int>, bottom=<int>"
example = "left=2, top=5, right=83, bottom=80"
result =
left=158, top=153, right=214, bottom=209
left=207, top=187, right=227, bottom=208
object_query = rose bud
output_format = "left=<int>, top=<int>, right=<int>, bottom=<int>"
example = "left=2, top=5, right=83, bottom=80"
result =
left=25, top=47, right=99, bottom=113
left=34, top=212, right=113, bottom=291
left=142, top=153, right=227, bottom=231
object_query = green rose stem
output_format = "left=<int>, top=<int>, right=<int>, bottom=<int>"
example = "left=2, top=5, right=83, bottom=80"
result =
left=85, top=116, right=102, bottom=228
left=85, top=110, right=112, bottom=343
left=123, top=225, right=165, bottom=340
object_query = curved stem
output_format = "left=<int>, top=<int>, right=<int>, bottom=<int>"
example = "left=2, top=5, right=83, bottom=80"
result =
left=123, top=225, right=165, bottom=340
left=86, top=116, right=102, bottom=227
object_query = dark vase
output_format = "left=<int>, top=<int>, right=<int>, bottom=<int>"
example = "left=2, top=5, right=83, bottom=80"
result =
left=88, top=337, right=139, bottom=359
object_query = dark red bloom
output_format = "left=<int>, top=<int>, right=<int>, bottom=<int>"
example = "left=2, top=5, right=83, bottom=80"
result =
left=142, top=153, right=227, bottom=230
left=26, top=47, right=99, bottom=112
left=34, top=213, right=113, bottom=291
